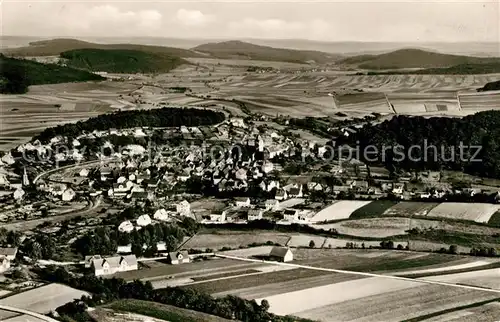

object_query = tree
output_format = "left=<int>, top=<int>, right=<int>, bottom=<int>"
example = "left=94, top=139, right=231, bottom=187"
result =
left=309, top=240, right=316, bottom=248
left=449, top=244, right=458, bottom=254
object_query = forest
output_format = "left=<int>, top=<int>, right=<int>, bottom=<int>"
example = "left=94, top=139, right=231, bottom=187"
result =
left=60, top=48, right=187, bottom=73
left=335, top=110, right=500, bottom=178
left=34, top=107, right=225, bottom=143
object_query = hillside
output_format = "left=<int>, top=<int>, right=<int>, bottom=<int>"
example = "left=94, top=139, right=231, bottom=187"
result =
left=0, top=54, right=104, bottom=94
left=339, top=49, right=500, bottom=69
left=60, top=48, right=187, bottom=73
left=192, top=40, right=341, bottom=64
left=1, top=38, right=202, bottom=58
left=478, top=80, right=500, bottom=92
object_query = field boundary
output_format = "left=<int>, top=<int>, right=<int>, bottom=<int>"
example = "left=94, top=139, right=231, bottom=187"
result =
left=215, top=254, right=500, bottom=295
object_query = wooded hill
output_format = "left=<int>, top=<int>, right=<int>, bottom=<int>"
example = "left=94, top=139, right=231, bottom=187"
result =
left=0, top=54, right=104, bottom=94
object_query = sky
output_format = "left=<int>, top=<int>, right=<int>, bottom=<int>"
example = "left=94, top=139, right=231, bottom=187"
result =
left=2, top=0, right=499, bottom=42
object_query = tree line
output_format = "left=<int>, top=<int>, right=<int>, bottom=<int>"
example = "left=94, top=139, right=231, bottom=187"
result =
left=73, top=213, right=199, bottom=257
left=33, top=107, right=225, bottom=143
left=336, top=111, right=500, bottom=179
left=38, top=266, right=315, bottom=322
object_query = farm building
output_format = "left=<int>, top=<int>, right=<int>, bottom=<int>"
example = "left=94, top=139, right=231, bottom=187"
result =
left=168, top=251, right=190, bottom=265
left=91, top=255, right=138, bottom=276
left=269, top=246, right=293, bottom=262
left=153, top=208, right=171, bottom=221
left=235, top=197, right=251, bottom=207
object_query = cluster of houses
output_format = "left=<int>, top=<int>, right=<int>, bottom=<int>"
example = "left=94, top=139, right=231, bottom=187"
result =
left=118, top=201, right=191, bottom=233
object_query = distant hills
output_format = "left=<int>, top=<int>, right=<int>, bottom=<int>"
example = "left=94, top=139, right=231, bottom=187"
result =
left=2, top=38, right=500, bottom=72
left=0, top=54, right=104, bottom=94
left=61, top=49, right=187, bottom=73
left=339, top=49, right=500, bottom=70
left=2, top=38, right=342, bottom=64
left=192, top=40, right=341, bottom=64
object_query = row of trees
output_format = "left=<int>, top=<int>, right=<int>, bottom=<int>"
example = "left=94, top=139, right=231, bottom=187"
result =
left=34, top=107, right=225, bottom=143
left=38, top=266, right=314, bottom=322
left=72, top=216, right=198, bottom=257
left=337, top=111, right=500, bottom=179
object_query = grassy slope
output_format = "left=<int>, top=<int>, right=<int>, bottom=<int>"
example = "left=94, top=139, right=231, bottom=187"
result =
left=60, top=48, right=187, bottom=73
left=340, top=48, right=500, bottom=69
left=192, top=40, right=340, bottom=64
left=0, top=55, right=104, bottom=94
left=2, top=38, right=202, bottom=58
left=105, top=299, right=233, bottom=322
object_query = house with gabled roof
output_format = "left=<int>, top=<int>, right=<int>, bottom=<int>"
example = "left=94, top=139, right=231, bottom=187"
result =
left=167, top=251, right=190, bottom=265
left=91, top=255, right=137, bottom=276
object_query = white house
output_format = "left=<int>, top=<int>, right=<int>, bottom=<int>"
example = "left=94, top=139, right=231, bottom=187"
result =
left=167, top=251, right=190, bottom=265
left=234, top=197, right=251, bottom=208
left=118, top=220, right=134, bottom=233
left=136, top=214, right=152, bottom=227
left=91, top=255, right=138, bottom=276
left=79, top=168, right=89, bottom=177
left=116, top=245, right=132, bottom=254
left=262, top=162, right=274, bottom=174
left=176, top=200, right=191, bottom=217
left=269, top=246, right=293, bottom=262
left=62, top=188, right=76, bottom=201
left=153, top=208, right=170, bottom=221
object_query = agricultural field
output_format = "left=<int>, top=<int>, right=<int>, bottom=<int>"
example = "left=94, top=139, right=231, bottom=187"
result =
left=182, top=230, right=291, bottom=250
left=349, top=200, right=399, bottom=219
left=100, top=299, right=233, bottom=322
left=422, top=268, right=500, bottom=290
left=0, top=283, right=89, bottom=315
left=426, top=203, right=500, bottom=222
left=422, top=300, right=500, bottom=322
left=311, top=201, right=371, bottom=222
left=292, top=283, right=499, bottom=322
left=315, top=217, right=439, bottom=238
left=383, top=202, right=440, bottom=217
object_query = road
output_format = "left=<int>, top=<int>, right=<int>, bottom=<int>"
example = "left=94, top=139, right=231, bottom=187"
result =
left=216, top=254, right=500, bottom=295
left=0, top=304, right=58, bottom=322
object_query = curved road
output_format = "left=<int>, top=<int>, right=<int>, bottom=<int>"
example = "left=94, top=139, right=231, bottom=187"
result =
left=0, top=304, right=58, bottom=322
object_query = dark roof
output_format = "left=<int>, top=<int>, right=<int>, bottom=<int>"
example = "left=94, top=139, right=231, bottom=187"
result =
left=168, top=251, right=189, bottom=260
